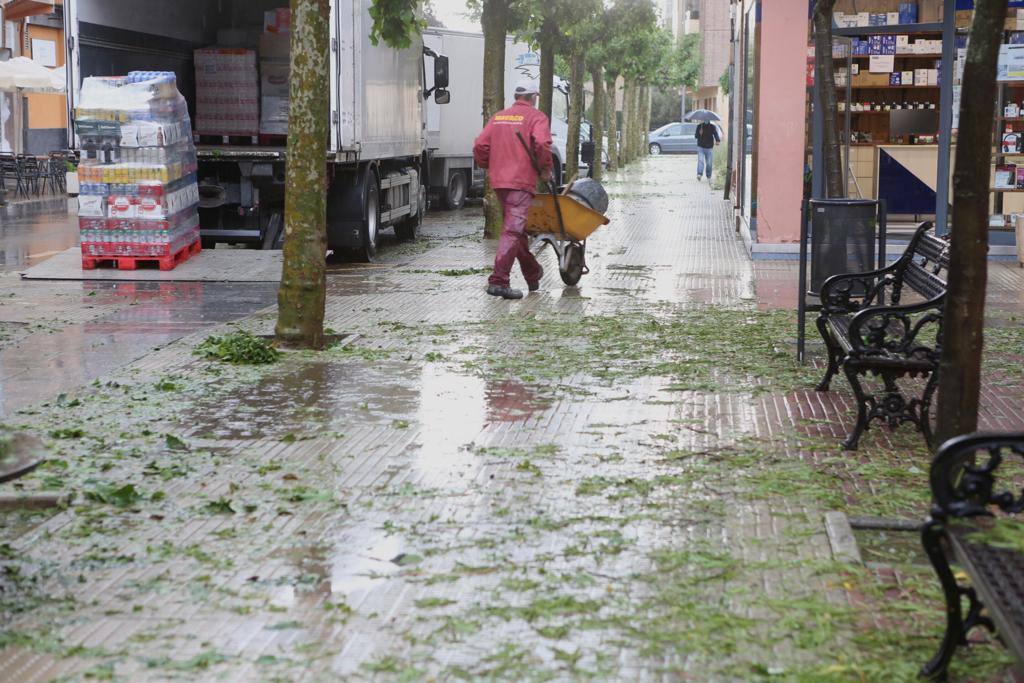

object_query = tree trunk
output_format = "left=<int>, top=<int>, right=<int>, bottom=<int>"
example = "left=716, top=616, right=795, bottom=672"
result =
left=276, top=0, right=329, bottom=350
left=481, top=0, right=508, bottom=238
left=812, top=0, right=844, bottom=198
left=606, top=77, right=618, bottom=172
left=934, top=0, right=1008, bottom=446
left=621, top=78, right=634, bottom=164
left=640, top=84, right=651, bottom=157
left=566, top=51, right=585, bottom=180
left=539, top=17, right=556, bottom=120
left=590, top=67, right=604, bottom=181
left=630, top=79, right=638, bottom=162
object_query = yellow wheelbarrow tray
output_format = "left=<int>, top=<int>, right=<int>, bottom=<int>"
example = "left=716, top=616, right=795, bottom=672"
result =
left=526, top=191, right=610, bottom=286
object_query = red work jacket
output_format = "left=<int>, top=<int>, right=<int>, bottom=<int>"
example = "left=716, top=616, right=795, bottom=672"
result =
left=473, top=100, right=553, bottom=193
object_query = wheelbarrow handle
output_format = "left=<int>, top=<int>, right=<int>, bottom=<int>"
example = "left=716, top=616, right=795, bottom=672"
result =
left=515, top=131, right=567, bottom=239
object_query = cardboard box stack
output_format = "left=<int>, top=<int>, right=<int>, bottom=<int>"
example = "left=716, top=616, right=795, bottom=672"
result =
left=259, top=8, right=291, bottom=136
left=74, top=72, right=201, bottom=268
left=194, top=48, right=259, bottom=137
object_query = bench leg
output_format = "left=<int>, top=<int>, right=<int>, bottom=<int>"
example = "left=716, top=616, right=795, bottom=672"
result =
left=918, top=373, right=938, bottom=448
left=920, top=520, right=995, bottom=681
left=815, top=315, right=843, bottom=392
left=841, top=365, right=871, bottom=450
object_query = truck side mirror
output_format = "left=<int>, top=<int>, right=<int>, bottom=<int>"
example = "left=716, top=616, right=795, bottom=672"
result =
left=434, top=56, right=450, bottom=90
left=434, top=89, right=450, bottom=105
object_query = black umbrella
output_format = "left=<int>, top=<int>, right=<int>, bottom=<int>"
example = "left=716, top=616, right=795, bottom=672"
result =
left=684, top=109, right=721, bottom=122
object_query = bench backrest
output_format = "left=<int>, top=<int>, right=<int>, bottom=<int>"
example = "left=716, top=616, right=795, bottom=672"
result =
left=893, top=222, right=949, bottom=305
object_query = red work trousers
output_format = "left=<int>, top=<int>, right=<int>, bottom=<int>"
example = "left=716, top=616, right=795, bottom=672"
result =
left=489, top=189, right=543, bottom=288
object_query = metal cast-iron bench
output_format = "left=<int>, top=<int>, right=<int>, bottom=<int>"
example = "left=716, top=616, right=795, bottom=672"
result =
left=815, top=222, right=949, bottom=449
left=920, top=432, right=1024, bottom=680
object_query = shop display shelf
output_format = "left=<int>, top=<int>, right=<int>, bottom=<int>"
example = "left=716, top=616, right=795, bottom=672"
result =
left=850, top=85, right=940, bottom=89
left=835, top=53, right=944, bottom=59
left=834, top=24, right=943, bottom=37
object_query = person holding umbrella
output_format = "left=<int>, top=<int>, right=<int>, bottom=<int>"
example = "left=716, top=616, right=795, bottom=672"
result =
left=688, top=109, right=721, bottom=183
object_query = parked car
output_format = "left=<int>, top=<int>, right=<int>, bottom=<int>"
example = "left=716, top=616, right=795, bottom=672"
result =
left=648, top=121, right=723, bottom=155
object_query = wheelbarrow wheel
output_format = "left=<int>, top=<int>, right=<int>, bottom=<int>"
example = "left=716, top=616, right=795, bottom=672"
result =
left=560, top=242, right=585, bottom=286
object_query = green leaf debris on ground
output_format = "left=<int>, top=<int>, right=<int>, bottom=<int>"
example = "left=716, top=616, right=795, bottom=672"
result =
left=195, top=330, right=280, bottom=365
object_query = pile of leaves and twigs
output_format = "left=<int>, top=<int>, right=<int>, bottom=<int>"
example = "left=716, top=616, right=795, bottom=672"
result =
left=195, top=331, right=279, bottom=365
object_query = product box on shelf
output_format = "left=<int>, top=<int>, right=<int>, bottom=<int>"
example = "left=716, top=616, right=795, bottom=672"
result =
left=899, top=2, right=918, bottom=25
left=902, top=70, right=914, bottom=84
left=1004, top=130, right=1021, bottom=154
left=997, top=164, right=1018, bottom=189
left=852, top=72, right=890, bottom=87
left=890, top=73, right=902, bottom=86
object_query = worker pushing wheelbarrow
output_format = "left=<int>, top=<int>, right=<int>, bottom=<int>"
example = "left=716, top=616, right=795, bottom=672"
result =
left=473, top=78, right=610, bottom=299
left=523, top=172, right=610, bottom=287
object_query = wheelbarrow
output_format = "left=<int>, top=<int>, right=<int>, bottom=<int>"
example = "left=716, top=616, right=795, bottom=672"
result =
left=525, top=189, right=609, bottom=285
left=516, top=132, right=610, bottom=286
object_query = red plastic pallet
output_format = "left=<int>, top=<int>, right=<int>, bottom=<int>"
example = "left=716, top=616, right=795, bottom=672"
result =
left=82, top=240, right=201, bottom=272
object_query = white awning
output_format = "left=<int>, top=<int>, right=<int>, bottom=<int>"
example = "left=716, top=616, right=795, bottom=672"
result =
left=0, top=56, right=64, bottom=92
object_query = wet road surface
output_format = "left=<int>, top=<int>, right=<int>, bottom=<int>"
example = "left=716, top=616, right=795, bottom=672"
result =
left=0, top=157, right=1022, bottom=680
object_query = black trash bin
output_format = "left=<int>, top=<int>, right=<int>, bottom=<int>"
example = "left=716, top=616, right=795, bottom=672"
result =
left=808, top=198, right=881, bottom=294
left=797, top=198, right=886, bottom=362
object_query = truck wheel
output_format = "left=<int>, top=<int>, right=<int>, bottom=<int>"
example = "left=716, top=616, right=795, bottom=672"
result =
left=396, top=184, right=424, bottom=240
left=354, top=176, right=380, bottom=262
left=443, top=172, right=467, bottom=210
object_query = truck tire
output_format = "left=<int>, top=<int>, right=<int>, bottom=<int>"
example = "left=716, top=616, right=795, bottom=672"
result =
left=443, top=171, right=467, bottom=210
left=396, top=183, right=424, bottom=240
left=354, top=176, right=380, bottom=262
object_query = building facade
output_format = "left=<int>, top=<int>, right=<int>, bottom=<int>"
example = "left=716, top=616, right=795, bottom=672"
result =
left=0, top=0, right=68, bottom=154
left=728, top=0, right=810, bottom=254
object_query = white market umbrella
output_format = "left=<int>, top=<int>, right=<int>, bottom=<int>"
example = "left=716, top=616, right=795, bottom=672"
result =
left=0, top=57, right=64, bottom=92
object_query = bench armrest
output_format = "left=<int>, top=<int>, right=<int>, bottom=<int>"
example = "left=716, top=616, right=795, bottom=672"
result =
left=819, top=261, right=902, bottom=314
left=930, top=432, right=1024, bottom=520
left=847, top=296, right=943, bottom=359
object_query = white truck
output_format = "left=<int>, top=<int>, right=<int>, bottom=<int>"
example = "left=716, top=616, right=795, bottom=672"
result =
left=422, top=28, right=583, bottom=210
left=63, top=0, right=450, bottom=260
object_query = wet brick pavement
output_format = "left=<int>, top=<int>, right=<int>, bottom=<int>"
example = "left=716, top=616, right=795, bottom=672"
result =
left=0, top=156, right=1022, bottom=681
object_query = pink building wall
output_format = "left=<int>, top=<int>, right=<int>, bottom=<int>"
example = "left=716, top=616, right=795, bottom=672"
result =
left=755, top=1, right=809, bottom=244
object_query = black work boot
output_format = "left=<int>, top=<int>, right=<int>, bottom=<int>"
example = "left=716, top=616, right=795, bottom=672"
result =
left=486, top=284, right=524, bottom=300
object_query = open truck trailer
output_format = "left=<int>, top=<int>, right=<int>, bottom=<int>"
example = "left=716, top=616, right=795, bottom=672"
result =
left=63, top=0, right=449, bottom=259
